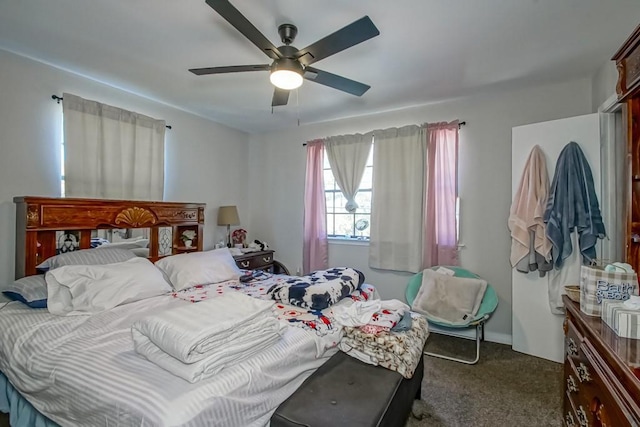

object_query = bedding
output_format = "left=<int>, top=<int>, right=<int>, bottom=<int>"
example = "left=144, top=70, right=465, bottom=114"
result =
left=154, top=248, right=241, bottom=291
left=171, top=277, right=378, bottom=357
left=2, top=275, right=48, bottom=308
left=0, top=293, right=334, bottom=427
left=132, top=293, right=285, bottom=383
left=46, top=257, right=172, bottom=316
left=266, top=267, right=365, bottom=310
left=36, top=247, right=137, bottom=271
left=339, top=314, right=429, bottom=379
left=96, top=238, right=150, bottom=250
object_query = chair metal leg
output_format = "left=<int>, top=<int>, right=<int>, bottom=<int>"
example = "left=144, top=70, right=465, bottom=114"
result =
left=423, top=322, right=483, bottom=365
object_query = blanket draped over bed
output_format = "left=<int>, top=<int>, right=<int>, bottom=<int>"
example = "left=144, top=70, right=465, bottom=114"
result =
left=339, top=315, right=428, bottom=379
left=131, top=292, right=284, bottom=383
left=266, top=267, right=365, bottom=310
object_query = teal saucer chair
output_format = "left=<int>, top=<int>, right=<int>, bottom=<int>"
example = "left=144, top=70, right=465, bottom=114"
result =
left=406, top=266, right=498, bottom=364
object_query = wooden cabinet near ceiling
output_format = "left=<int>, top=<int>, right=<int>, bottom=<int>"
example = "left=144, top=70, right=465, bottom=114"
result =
left=562, top=296, right=640, bottom=427
left=614, top=23, right=640, bottom=274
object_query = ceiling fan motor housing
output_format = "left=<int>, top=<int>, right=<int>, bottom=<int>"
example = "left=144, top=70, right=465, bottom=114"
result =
left=278, top=23, right=298, bottom=45
left=270, top=57, right=303, bottom=74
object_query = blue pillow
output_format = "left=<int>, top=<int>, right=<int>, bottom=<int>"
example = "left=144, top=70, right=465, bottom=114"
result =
left=2, top=275, right=48, bottom=308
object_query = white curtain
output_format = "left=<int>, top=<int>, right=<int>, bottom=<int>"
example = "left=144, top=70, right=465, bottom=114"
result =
left=369, top=125, right=426, bottom=272
left=324, top=134, right=372, bottom=212
left=63, top=93, right=165, bottom=200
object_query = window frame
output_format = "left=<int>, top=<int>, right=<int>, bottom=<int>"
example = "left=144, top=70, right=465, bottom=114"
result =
left=323, top=147, right=373, bottom=241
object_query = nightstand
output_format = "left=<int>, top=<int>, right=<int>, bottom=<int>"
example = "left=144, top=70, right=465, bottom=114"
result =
left=233, top=250, right=290, bottom=275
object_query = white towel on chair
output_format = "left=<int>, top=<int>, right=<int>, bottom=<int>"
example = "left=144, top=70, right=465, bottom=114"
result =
left=411, top=270, right=487, bottom=325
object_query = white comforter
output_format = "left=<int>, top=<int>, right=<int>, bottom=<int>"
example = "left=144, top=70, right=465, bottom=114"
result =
left=132, top=293, right=285, bottom=383
left=0, top=294, right=336, bottom=427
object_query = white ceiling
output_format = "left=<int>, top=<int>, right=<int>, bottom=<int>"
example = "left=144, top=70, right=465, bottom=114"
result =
left=1, top=1, right=639, bottom=133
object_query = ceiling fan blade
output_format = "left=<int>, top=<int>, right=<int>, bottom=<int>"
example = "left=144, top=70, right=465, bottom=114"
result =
left=295, top=16, right=379, bottom=66
left=304, top=67, right=370, bottom=96
left=189, top=64, right=270, bottom=75
left=205, top=0, right=282, bottom=60
left=271, top=88, right=290, bottom=106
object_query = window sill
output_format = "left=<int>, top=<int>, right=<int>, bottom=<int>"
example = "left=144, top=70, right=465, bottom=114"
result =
left=328, top=237, right=369, bottom=246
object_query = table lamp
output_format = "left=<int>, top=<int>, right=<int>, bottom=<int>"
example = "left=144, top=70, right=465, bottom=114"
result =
left=217, top=205, right=240, bottom=247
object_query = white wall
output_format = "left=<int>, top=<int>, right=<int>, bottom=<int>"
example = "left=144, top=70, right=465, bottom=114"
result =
left=0, top=49, right=250, bottom=284
left=247, top=78, right=593, bottom=343
left=591, top=60, right=618, bottom=111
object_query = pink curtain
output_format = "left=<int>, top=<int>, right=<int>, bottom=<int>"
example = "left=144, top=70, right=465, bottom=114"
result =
left=303, top=139, right=328, bottom=274
left=423, top=121, right=459, bottom=268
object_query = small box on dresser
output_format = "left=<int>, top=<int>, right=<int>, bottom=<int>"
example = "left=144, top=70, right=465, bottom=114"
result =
left=602, top=299, right=640, bottom=339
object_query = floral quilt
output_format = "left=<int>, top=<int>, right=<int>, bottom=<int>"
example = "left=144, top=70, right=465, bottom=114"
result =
left=266, top=267, right=365, bottom=310
left=171, top=271, right=376, bottom=338
left=339, top=315, right=429, bottom=379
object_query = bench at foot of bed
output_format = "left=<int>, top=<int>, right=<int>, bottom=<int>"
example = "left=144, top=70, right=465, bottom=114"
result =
left=271, top=351, right=424, bottom=427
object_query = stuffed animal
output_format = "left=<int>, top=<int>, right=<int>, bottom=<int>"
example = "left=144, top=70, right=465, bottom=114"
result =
left=253, top=239, right=269, bottom=251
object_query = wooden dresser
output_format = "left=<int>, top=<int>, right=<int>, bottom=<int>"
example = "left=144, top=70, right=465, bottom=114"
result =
left=563, top=295, right=640, bottom=426
left=613, top=23, right=640, bottom=274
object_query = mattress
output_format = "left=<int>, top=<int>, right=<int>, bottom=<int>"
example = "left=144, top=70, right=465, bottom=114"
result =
left=0, top=294, right=337, bottom=427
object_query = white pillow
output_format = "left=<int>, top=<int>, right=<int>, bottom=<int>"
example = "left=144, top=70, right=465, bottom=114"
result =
left=154, top=248, right=242, bottom=291
left=46, top=257, right=172, bottom=316
left=411, top=270, right=487, bottom=325
left=99, top=238, right=150, bottom=250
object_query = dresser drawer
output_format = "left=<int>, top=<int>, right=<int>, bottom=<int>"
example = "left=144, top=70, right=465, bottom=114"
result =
left=566, top=319, right=582, bottom=361
left=234, top=251, right=274, bottom=270
left=575, top=341, right=638, bottom=427
left=566, top=357, right=595, bottom=427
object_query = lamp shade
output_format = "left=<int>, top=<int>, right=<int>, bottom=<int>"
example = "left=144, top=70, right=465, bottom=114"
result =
left=269, top=58, right=304, bottom=90
left=217, top=206, right=240, bottom=226
left=270, top=70, right=303, bottom=90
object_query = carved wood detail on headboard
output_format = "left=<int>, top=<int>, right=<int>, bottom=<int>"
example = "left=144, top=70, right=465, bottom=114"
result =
left=114, top=207, right=157, bottom=227
left=14, top=196, right=206, bottom=279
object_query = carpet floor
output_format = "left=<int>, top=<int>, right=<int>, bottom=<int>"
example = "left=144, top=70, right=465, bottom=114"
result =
left=406, top=333, right=564, bottom=427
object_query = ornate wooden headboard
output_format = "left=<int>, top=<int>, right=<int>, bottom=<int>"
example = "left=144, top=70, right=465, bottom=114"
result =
left=14, top=196, right=205, bottom=279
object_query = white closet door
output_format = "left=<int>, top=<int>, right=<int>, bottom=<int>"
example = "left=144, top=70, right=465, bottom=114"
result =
left=511, top=113, right=600, bottom=362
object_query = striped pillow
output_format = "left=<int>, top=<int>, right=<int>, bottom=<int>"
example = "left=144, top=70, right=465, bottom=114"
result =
left=3, top=275, right=48, bottom=308
left=36, top=248, right=137, bottom=272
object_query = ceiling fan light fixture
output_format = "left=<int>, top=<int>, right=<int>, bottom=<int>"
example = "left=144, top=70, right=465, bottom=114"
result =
left=270, top=58, right=303, bottom=90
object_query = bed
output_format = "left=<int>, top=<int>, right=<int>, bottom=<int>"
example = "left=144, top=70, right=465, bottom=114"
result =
left=1, top=197, right=371, bottom=427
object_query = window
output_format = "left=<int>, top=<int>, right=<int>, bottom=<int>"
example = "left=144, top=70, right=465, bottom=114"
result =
left=324, top=145, right=373, bottom=240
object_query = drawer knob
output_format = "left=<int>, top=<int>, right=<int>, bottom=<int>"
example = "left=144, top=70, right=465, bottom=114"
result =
left=565, top=411, right=576, bottom=427
left=567, top=338, right=578, bottom=356
left=590, top=397, right=612, bottom=427
left=262, top=256, right=271, bottom=263
left=567, top=375, right=578, bottom=393
left=576, top=363, right=592, bottom=383
left=576, top=406, right=588, bottom=427
left=240, top=261, right=250, bottom=268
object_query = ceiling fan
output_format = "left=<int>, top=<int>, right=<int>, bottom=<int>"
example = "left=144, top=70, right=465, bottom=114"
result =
left=189, top=0, right=380, bottom=107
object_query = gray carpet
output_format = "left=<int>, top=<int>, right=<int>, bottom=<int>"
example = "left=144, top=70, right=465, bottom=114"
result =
left=406, top=333, right=563, bottom=427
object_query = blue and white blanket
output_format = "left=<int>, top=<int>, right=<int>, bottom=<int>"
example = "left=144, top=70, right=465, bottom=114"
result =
left=266, top=267, right=365, bottom=310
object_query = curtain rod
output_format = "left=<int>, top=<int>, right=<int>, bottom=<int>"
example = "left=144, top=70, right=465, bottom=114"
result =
left=51, top=95, right=172, bottom=130
left=302, top=121, right=466, bottom=146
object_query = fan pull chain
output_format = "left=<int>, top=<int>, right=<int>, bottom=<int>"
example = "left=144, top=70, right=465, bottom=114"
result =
left=296, top=89, right=300, bottom=127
